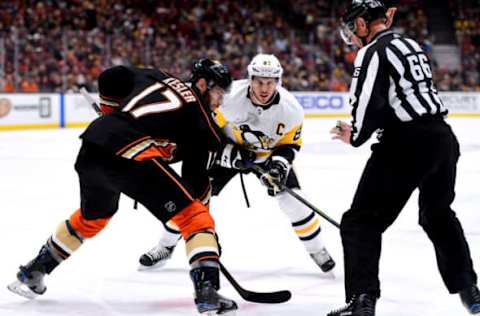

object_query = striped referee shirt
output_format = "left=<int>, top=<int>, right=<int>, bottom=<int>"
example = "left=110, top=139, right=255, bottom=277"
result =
left=349, top=29, right=447, bottom=147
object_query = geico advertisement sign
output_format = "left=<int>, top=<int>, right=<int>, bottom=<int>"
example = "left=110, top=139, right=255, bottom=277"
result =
left=293, top=93, right=348, bottom=113
left=294, top=92, right=480, bottom=114
left=0, top=94, right=59, bottom=124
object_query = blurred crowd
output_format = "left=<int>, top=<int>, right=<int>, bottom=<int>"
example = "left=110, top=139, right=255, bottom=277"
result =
left=447, top=0, right=480, bottom=91
left=0, top=0, right=479, bottom=93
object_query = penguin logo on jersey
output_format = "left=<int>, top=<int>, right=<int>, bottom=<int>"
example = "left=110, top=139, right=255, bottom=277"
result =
left=239, top=124, right=273, bottom=149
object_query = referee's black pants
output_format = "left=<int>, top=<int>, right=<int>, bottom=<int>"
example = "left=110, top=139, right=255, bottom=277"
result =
left=341, top=119, right=478, bottom=301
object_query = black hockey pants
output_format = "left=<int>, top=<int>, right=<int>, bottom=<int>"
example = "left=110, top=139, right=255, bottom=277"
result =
left=74, top=141, right=195, bottom=223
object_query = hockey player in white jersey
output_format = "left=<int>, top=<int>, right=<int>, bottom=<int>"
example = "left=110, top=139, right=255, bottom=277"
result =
left=139, top=54, right=336, bottom=273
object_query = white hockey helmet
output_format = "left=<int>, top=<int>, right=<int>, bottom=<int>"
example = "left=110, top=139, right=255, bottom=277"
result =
left=247, top=54, right=283, bottom=80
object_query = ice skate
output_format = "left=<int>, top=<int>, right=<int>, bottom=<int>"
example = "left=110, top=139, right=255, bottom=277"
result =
left=327, top=293, right=376, bottom=316
left=460, top=285, right=480, bottom=315
left=310, top=247, right=336, bottom=273
left=7, top=245, right=58, bottom=299
left=138, top=244, right=175, bottom=270
left=191, top=266, right=238, bottom=315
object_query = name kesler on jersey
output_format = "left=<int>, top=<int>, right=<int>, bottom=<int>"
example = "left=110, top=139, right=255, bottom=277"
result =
left=215, top=79, right=304, bottom=162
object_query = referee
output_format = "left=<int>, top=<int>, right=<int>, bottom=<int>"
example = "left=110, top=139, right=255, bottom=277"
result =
left=328, top=1, right=480, bottom=315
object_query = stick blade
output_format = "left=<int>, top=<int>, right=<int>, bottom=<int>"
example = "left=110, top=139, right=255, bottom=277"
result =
left=219, top=262, right=291, bottom=304
left=240, top=289, right=292, bottom=304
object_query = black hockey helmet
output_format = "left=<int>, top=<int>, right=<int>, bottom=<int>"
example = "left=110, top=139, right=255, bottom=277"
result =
left=190, top=58, right=232, bottom=92
left=98, top=65, right=135, bottom=102
left=340, top=0, right=387, bottom=45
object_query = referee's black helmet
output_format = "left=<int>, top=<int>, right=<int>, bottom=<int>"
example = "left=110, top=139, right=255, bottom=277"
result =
left=340, top=0, right=387, bottom=45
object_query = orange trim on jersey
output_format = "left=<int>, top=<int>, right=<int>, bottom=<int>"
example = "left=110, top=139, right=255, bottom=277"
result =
left=197, top=102, right=221, bottom=143
left=115, top=136, right=152, bottom=156
left=198, top=183, right=212, bottom=205
left=99, top=94, right=122, bottom=102
left=133, top=145, right=164, bottom=161
left=151, top=158, right=194, bottom=201
left=171, top=200, right=215, bottom=240
left=69, top=209, right=111, bottom=238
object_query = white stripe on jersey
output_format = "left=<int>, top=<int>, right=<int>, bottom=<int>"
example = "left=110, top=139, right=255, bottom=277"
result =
left=405, top=38, right=423, bottom=52
left=352, top=51, right=379, bottom=142
left=391, top=38, right=411, bottom=55
left=348, top=42, right=371, bottom=107
left=386, top=47, right=427, bottom=118
left=419, top=81, right=438, bottom=114
left=390, top=39, right=442, bottom=116
left=130, top=89, right=182, bottom=118
left=123, top=82, right=164, bottom=112
left=388, top=76, right=413, bottom=121
left=431, top=90, right=446, bottom=112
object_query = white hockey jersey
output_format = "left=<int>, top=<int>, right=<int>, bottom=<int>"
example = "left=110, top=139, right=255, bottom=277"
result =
left=214, top=79, right=304, bottom=163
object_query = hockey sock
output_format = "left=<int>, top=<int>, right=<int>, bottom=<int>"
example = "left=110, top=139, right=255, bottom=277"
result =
left=186, top=231, right=220, bottom=265
left=159, top=220, right=182, bottom=247
left=170, top=201, right=219, bottom=264
left=45, top=209, right=111, bottom=263
left=46, top=219, right=84, bottom=262
left=276, top=190, right=325, bottom=253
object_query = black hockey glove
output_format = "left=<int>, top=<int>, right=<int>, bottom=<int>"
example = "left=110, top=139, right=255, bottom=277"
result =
left=260, top=156, right=290, bottom=196
left=217, top=143, right=256, bottom=170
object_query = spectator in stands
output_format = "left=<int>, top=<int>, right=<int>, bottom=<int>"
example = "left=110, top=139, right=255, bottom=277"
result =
left=0, top=0, right=478, bottom=92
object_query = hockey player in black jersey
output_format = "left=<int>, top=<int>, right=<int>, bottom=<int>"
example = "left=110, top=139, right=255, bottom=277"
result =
left=328, top=1, right=480, bottom=315
left=7, top=59, right=238, bottom=315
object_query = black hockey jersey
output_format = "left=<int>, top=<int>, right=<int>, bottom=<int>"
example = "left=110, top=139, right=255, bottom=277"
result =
left=80, top=68, right=222, bottom=200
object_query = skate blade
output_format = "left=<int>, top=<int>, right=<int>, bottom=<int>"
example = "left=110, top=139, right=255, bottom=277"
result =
left=324, top=270, right=336, bottom=279
left=7, top=280, right=39, bottom=299
left=137, top=261, right=168, bottom=272
left=202, top=310, right=236, bottom=316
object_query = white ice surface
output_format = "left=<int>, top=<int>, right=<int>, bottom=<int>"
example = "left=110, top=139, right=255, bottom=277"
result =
left=0, top=118, right=478, bottom=316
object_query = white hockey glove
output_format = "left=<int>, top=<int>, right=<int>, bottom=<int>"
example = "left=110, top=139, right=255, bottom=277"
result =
left=217, top=143, right=256, bottom=170
left=260, top=156, right=291, bottom=196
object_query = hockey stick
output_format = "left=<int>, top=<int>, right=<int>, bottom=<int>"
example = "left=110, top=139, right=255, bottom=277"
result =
left=219, top=262, right=291, bottom=304
left=79, top=87, right=103, bottom=116
left=251, top=165, right=340, bottom=229
left=79, top=90, right=291, bottom=304
left=239, top=173, right=251, bottom=208
left=282, top=186, right=340, bottom=229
